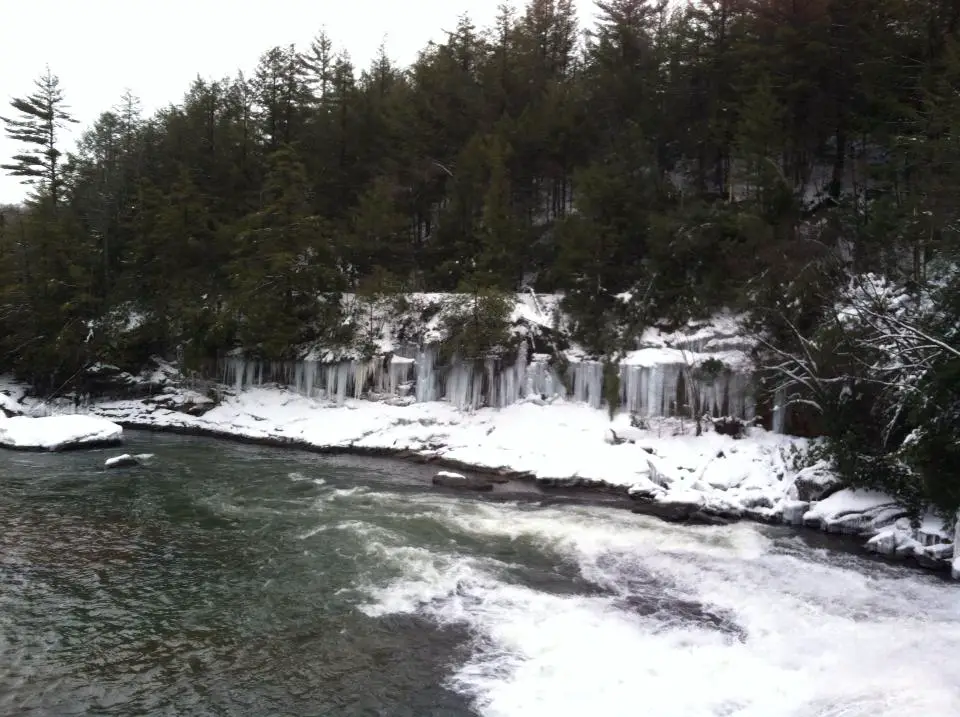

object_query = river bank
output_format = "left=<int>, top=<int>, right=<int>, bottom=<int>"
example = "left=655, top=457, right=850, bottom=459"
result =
left=4, top=431, right=958, bottom=716
left=4, top=376, right=951, bottom=578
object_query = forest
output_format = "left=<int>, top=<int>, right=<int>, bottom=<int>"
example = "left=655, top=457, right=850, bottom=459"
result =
left=2, top=0, right=960, bottom=516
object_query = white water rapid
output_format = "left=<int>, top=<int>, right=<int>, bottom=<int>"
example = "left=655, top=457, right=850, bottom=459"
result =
left=339, top=490, right=960, bottom=717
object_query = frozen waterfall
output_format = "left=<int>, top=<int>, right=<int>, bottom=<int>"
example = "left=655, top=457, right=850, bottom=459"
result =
left=953, top=514, right=960, bottom=581
left=221, top=345, right=758, bottom=422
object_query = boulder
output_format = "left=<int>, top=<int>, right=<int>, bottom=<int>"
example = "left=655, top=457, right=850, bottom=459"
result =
left=0, top=415, right=123, bottom=451
left=144, top=389, right=215, bottom=416
left=712, top=416, right=745, bottom=439
left=432, top=470, right=494, bottom=492
left=105, top=453, right=154, bottom=469
left=793, top=461, right=841, bottom=502
left=631, top=500, right=732, bottom=526
left=781, top=500, right=810, bottom=526
left=0, top=392, right=24, bottom=418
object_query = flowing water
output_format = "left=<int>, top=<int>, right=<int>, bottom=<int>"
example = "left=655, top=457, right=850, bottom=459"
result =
left=1, top=432, right=958, bottom=717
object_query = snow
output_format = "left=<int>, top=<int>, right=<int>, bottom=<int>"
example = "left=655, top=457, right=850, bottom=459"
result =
left=224, top=302, right=758, bottom=419
left=804, top=489, right=897, bottom=522
left=801, top=489, right=905, bottom=536
left=0, top=392, right=23, bottom=416
left=356, top=491, right=960, bottom=717
left=436, top=471, right=466, bottom=480
left=0, top=378, right=27, bottom=416
left=0, top=414, right=123, bottom=451
left=104, top=453, right=153, bottom=468
left=90, top=386, right=798, bottom=512
left=4, top=357, right=958, bottom=576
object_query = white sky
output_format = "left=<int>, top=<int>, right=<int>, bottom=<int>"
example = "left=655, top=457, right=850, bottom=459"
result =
left=0, top=0, right=597, bottom=205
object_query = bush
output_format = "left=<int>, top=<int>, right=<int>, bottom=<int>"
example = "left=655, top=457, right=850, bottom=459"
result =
left=713, top=416, right=745, bottom=439
left=439, top=284, right=513, bottom=361
left=603, top=359, right=621, bottom=420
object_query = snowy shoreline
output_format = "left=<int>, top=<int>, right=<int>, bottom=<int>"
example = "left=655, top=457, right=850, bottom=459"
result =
left=76, top=385, right=958, bottom=579
left=3, top=373, right=957, bottom=579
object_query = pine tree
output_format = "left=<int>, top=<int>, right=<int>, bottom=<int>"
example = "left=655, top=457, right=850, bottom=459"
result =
left=477, top=133, right=525, bottom=288
left=1, top=67, right=78, bottom=207
left=252, top=46, right=311, bottom=151
left=228, top=146, right=343, bottom=357
left=302, top=29, right=336, bottom=106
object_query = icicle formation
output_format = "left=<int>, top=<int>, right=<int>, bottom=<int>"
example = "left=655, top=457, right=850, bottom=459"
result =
left=952, top=514, right=960, bottom=581
left=222, top=355, right=415, bottom=402
left=221, top=343, right=756, bottom=420
left=771, top=385, right=787, bottom=434
left=566, top=361, right=754, bottom=420
left=222, top=347, right=565, bottom=410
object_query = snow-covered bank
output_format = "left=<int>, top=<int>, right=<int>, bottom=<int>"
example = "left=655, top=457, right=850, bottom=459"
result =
left=53, top=384, right=949, bottom=575
left=4, top=371, right=955, bottom=575
left=0, top=414, right=123, bottom=451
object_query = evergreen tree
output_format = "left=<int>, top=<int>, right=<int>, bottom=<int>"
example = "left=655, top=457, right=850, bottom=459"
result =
left=228, top=146, right=344, bottom=357
left=1, top=68, right=78, bottom=207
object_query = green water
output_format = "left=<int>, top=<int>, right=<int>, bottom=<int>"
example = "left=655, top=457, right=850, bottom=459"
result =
left=0, top=433, right=493, bottom=716
left=2, top=431, right=958, bottom=717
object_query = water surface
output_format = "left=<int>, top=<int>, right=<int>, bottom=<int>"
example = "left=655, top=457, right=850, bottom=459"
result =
left=1, top=431, right=958, bottom=716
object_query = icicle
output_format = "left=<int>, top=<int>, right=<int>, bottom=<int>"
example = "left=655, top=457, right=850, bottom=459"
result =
left=486, top=358, right=498, bottom=408
left=772, top=385, right=786, bottom=433
left=952, top=514, right=960, bottom=580
left=571, top=361, right=603, bottom=409
left=415, top=349, right=438, bottom=403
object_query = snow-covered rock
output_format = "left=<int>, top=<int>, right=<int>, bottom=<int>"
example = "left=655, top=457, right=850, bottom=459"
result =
left=0, top=414, right=123, bottom=451
left=802, top=490, right=899, bottom=535
left=792, top=460, right=841, bottom=501
left=0, top=392, right=24, bottom=417
left=781, top=500, right=810, bottom=526
left=104, top=453, right=153, bottom=468
left=866, top=523, right=923, bottom=558
left=867, top=516, right=957, bottom=571
left=144, top=388, right=215, bottom=416
left=432, top=470, right=494, bottom=491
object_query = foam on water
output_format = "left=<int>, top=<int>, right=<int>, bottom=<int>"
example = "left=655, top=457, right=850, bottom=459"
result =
left=351, top=492, right=960, bottom=717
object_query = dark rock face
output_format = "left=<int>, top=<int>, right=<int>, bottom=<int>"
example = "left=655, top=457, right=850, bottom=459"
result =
left=631, top=501, right=733, bottom=526
left=143, top=391, right=216, bottom=416
left=432, top=472, right=494, bottom=492
left=712, top=417, right=745, bottom=439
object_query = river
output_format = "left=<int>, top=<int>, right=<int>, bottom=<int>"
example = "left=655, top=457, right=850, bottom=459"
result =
left=0, top=431, right=958, bottom=716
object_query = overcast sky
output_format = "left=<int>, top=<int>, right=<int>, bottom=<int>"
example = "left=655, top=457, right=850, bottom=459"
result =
left=0, top=0, right=597, bottom=205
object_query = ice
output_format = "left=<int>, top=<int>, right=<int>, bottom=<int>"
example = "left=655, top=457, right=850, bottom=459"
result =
left=804, top=489, right=896, bottom=520
left=954, top=516, right=960, bottom=580
left=104, top=452, right=153, bottom=468
left=221, top=348, right=757, bottom=420
left=0, top=414, right=123, bottom=451
left=866, top=525, right=923, bottom=558
left=217, top=304, right=758, bottom=420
